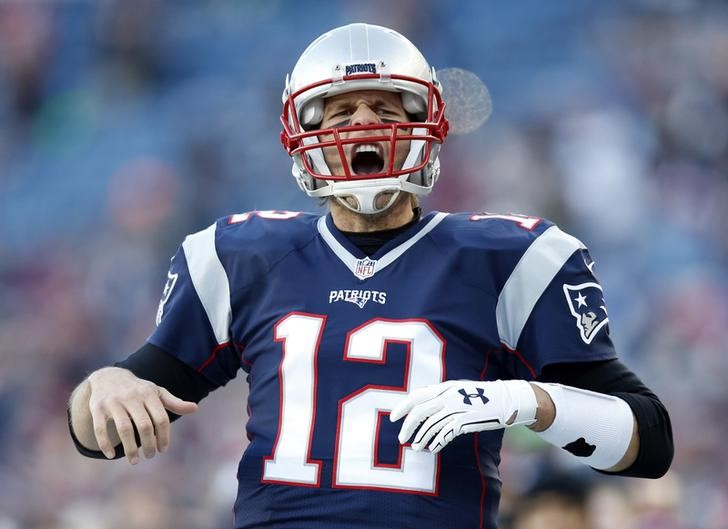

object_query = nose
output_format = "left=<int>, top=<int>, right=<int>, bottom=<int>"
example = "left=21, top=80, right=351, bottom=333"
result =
left=350, top=103, right=381, bottom=126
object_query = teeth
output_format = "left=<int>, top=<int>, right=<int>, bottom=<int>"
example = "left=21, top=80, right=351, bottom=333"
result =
left=357, top=145, right=378, bottom=152
left=353, top=144, right=383, bottom=156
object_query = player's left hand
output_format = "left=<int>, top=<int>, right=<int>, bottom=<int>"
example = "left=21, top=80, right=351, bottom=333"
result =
left=389, top=379, right=538, bottom=453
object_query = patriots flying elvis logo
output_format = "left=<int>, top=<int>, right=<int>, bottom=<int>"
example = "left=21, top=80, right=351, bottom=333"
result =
left=563, top=282, right=609, bottom=344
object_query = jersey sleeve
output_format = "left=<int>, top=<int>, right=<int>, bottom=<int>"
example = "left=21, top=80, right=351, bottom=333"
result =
left=496, top=225, right=618, bottom=379
left=147, top=221, right=240, bottom=388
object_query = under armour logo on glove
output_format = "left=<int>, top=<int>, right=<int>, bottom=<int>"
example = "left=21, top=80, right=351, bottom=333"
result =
left=389, top=379, right=538, bottom=453
left=458, top=387, right=489, bottom=405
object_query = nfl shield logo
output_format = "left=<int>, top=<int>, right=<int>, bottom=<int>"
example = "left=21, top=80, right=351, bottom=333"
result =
left=354, top=257, right=377, bottom=279
left=563, top=282, right=609, bottom=344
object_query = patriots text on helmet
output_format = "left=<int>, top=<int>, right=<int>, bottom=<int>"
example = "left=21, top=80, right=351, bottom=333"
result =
left=345, top=63, right=378, bottom=76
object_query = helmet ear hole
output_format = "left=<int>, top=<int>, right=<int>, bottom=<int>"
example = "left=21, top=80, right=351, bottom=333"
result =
left=401, top=91, right=426, bottom=117
left=301, top=98, right=324, bottom=129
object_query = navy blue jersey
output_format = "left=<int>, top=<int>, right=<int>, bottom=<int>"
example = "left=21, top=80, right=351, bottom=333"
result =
left=148, top=210, right=617, bottom=529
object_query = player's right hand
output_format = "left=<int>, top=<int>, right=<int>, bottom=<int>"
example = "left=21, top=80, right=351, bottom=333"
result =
left=86, top=367, right=198, bottom=464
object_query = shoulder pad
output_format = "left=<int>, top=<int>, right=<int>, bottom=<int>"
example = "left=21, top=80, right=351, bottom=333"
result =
left=436, top=212, right=559, bottom=253
left=213, top=210, right=319, bottom=254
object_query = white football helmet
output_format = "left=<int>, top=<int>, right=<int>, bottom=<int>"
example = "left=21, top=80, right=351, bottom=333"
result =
left=281, top=23, right=449, bottom=214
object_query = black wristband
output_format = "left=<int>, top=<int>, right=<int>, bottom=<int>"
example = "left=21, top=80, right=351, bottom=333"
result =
left=114, top=342, right=217, bottom=412
left=67, top=407, right=127, bottom=460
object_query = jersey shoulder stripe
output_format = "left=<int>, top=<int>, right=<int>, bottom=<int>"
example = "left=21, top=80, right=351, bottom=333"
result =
left=496, top=225, right=586, bottom=349
left=431, top=212, right=589, bottom=350
left=181, top=222, right=231, bottom=345
left=177, top=211, right=319, bottom=345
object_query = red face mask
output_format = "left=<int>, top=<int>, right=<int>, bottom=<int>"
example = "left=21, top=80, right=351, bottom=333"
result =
left=281, top=73, right=449, bottom=182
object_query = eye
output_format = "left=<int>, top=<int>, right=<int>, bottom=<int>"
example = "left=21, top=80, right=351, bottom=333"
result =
left=377, top=107, right=400, bottom=117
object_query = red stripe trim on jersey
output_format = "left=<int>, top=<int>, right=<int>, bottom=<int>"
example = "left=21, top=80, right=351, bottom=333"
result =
left=238, top=343, right=254, bottom=442
left=479, top=349, right=493, bottom=381
left=474, top=434, right=486, bottom=529
left=475, top=348, right=491, bottom=529
left=500, top=343, right=537, bottom=379
left=237, top=343, right=252, bottom=369
left=197, top=341, right=232, bottom=372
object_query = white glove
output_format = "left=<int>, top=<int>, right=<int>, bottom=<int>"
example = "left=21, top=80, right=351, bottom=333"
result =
left=389, top=379, right=538, bottom=453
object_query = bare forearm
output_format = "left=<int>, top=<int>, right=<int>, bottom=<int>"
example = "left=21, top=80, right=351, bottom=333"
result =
left=527, top=383, right=555, bottom=432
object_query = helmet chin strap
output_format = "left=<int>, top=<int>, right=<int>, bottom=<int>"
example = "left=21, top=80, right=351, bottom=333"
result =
left=329, top=178, right=403, bottom=215
left=335, top=189, right=401, bottom=215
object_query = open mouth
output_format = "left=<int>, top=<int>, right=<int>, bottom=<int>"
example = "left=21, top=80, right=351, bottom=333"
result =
left=351, top=144, right=385, bottom=175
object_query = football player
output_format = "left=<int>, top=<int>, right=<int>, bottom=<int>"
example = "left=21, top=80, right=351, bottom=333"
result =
left=68, top=23, right=673, bottom=529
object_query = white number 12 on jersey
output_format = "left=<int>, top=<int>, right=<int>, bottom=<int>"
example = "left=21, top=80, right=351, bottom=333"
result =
left=262, top=313, right=445, bottom=494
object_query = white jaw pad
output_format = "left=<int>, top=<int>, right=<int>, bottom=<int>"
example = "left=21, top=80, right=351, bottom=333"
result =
left=328, top=178, right=403, bottom=214
left=334, top=191, right=399, bottom=215
left=532, top=382, right=634, bottom=470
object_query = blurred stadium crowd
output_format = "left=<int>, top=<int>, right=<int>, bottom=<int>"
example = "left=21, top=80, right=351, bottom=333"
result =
left=1, top=1, right=727, bottom=528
